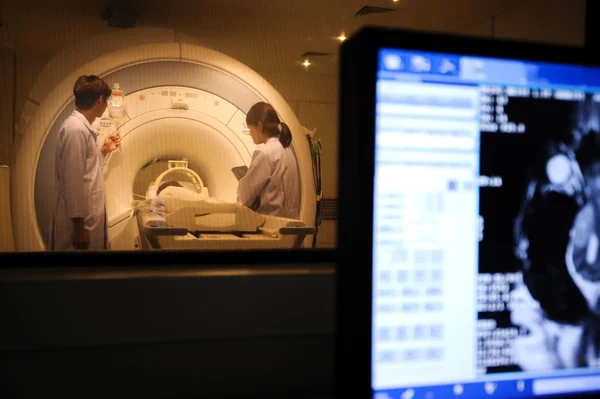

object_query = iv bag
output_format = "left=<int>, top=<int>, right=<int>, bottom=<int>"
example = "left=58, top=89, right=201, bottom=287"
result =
left=107, top=82, right=126, bottom=119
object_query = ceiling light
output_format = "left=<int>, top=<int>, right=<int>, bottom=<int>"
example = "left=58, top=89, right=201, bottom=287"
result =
left=303, top=59, right=311, bottom=68
left=337, top=32, right=347, bottom=42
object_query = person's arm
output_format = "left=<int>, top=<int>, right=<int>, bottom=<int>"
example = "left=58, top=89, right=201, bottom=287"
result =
left=60, top=128, right=89, bottom=249
left=237, top=149, right=271, bottom=208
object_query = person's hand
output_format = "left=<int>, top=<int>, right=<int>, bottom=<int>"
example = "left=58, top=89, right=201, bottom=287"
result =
left=102, top=135, right=121, bottom=155
left=71, top=219, right=90, bottom=250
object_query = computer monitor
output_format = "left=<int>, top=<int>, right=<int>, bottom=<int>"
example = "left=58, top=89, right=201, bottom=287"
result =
left=336, top=26, right=600, bottom=399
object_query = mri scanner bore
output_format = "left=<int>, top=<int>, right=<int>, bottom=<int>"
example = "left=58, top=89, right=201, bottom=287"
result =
left=10, top=40, right=320, bottom=252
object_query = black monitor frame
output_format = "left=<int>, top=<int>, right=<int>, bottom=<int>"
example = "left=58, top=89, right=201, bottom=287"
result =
left=335, top=26, right=600, bottom=399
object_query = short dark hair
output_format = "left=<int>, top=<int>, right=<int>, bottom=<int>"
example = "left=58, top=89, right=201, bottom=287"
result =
left=73, top=75, right=112, bottom=110
left=157, top=181, right=182, bottom=196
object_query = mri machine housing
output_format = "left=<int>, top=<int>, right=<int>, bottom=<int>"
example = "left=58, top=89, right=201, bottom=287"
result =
left=11, top=30, right=317, bottom=251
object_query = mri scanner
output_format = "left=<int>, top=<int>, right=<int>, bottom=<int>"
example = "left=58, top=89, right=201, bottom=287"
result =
left=133, top=159, right=315, bottom=250
left=8, top=29, right=319, bottom=251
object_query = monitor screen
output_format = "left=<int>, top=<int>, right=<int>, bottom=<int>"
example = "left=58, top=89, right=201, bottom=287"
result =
left=369, top=45, right=600, bottom=398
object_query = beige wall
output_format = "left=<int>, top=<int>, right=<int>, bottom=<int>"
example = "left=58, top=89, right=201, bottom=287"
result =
left=0, top=0, right=587, bottom=249
left=2, top=52, right=51, bottom=165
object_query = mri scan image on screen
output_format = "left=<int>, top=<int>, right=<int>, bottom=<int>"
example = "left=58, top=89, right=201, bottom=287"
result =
left=510, top=91, right=600, bottom=371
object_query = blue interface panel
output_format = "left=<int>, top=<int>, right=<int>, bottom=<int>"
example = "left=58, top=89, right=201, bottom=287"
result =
left=372, top=48, right=600, bottom=399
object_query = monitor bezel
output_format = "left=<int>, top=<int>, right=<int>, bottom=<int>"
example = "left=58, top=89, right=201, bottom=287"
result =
left=335, top=25, right=600, bottom=399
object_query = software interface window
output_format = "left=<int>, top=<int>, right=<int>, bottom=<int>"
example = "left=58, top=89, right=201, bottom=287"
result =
left=372, top=49, right=600, bottom=399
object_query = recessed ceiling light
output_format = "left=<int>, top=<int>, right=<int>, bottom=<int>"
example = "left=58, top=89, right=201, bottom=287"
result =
left=303, top=59, right=311, bottom=68
left=337, top=32, right=347, bottom=42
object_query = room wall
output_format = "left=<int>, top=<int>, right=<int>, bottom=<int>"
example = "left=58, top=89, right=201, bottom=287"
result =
left=467, top=0, right=585, bottom=45
left=0, top=0, right=587, bottom=250
left=0, top=53, right=15, bottom=166
left=2, top=52, right=53, bottom=166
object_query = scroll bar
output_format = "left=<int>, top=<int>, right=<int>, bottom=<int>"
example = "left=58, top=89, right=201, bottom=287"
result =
left=533, top=375, right=600, bottom=396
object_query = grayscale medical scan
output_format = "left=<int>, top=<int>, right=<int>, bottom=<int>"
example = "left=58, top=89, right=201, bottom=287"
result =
left=512, top=93, right=600, bottom=371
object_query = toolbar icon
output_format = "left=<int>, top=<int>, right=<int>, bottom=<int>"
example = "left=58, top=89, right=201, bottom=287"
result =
left=453, top=384, right=464, bottom=396
left=401, top=388, right=415, bottom=399
left=384, top=54, right=403, bottom=70
left=439, top=58, right=457, bottom=74
left=411, top=55, right=431, bottom=72
left=485, top=382, right=497, bottom=395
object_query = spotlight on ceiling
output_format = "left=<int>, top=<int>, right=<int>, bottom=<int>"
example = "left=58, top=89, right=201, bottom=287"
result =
left=302, top=59, right=311, bottom=68
left=337, top=32, right=347, bottom=42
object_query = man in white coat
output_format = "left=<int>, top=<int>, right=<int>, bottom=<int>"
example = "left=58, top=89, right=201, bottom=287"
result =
left=49, top=75, right=121, bottom=250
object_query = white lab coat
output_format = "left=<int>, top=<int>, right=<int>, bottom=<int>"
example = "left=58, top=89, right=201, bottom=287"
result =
left=48, top=110, right=108, bottom=250
left=237, top=137, right=301, bottom=219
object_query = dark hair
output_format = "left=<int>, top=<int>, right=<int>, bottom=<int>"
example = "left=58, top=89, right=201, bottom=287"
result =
left=73, top=75, right=112, bottom=110
left=157, top=180, right=182, bottom=196
left=246, top=102, right=292, bottom=148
